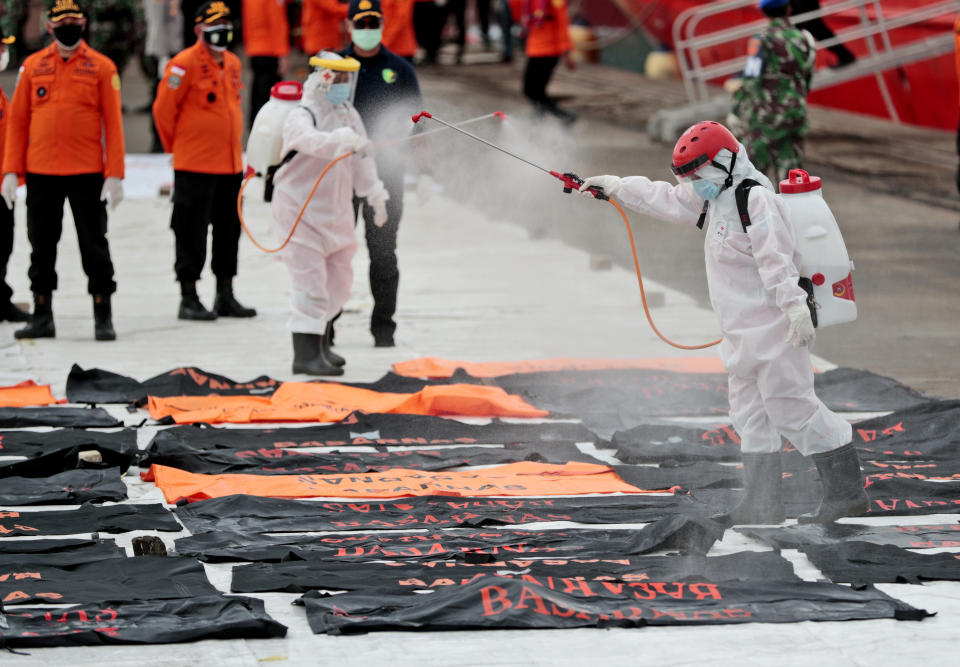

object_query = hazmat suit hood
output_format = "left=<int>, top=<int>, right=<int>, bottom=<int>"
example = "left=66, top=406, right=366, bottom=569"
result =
left=692, top=142, right=774, bottom=205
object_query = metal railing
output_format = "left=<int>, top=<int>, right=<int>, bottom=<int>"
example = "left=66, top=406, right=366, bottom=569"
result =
left=672, top=0, right=960, bottom=124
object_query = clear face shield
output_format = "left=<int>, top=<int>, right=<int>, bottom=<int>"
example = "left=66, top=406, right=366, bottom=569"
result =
left=306, top=53, right=360, bottom=107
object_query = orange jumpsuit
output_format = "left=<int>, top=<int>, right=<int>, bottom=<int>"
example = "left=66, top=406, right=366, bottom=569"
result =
left=301, top=0, right=350, bottom=54
left=153, top=41, right=244, bottom=175
left=382, top=0, right=418, bottom=58
left=2, top=40, right=122, bottom=299
left=3, top=41, right=124, bottom=178
left=243, top=0, right=292, bottom=122
left=243, top=0, right=291, bottom=57
left=153, top=41, right=246, bottom=288
left=524, top=0, right=571, bottom=58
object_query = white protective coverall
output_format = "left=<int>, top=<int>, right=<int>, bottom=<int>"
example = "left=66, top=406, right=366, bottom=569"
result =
left=616, top=145, right=851, bottom=455
left=271, top=97, right=387, bottom=335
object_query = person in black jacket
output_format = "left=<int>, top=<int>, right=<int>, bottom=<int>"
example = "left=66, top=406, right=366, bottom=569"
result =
left=344, top=0, right=426, bottom=348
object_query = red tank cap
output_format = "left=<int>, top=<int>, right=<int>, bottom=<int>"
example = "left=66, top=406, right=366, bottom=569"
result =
left=270, top=81, right=303, bottom=101
left=779, top=168, right=822, bottom=194
left=812, top=272, right=825, bottom=286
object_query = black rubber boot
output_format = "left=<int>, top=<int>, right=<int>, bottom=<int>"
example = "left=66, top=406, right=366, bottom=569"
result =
left=0, top=301, right=29, bottom=322
left=92, top=294, right=116, bottom=341
left=178, top=283, right=217, bottom=321
left=323, top=321, right=345, bottom=367
left=14, top=293, right=55, bottom=339
left=292, top=333, right=343, bottom=376
left=798, top=443, right=870, bottom=524
left=214, top=278, right=257, bottom=318
left=715, top=452, right=785, bottom=525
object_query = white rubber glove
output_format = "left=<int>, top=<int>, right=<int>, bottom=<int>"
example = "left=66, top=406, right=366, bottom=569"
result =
left=329, top=127, right=361, bottom=156
left=785, top=302, right=815, bottom=347
left=100, top=177, right=124, bottom=211
left=350, top=134, right=373, bottom=158
left=1, top=173, right=17, bottom=210
left=416, top=173, right=434, bottom=205
left=578, top=174, right=622, bottom=199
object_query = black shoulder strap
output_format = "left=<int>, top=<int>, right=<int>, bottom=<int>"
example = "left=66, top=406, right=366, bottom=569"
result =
left=263, top=107, right=320, bottom=202
left=696, top=201, right=709, bottom=230
left=297, top=105, right=318, bottom=128
left=270, top=106, right=320, bottom=181
left=734, top=178, right=761, bottom=232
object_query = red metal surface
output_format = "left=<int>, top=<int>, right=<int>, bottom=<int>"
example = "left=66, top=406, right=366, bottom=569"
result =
left=585, top=0, right=959, bottom=129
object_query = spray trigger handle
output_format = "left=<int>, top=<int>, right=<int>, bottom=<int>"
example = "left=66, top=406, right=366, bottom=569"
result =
left=551, top=171, right=609, bottom=200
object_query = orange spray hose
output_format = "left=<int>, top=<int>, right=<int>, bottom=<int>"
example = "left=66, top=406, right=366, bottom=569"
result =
left=606, top=197, right=722, bottom=350
left=236, top=152, right=353, bottom=254
left=237, top=151, right=719, bottom=349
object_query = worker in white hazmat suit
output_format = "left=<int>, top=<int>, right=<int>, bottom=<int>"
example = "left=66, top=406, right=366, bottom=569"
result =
left=271, top=51, right=389, bottom=376
left=579, top=121, right=868, bottom=525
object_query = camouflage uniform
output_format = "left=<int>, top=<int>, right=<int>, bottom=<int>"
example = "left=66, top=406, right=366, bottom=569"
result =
left=85, top=0, right=145, bottom=74
left=732, top=17, right=816, bottom=181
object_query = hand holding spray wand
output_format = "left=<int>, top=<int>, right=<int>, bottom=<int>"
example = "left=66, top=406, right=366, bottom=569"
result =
left=411, top=109, right=720, bottom=350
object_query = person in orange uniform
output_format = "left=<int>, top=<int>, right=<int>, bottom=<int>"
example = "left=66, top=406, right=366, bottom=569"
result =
left=243, top=0, right=290, bottom=126
left=0, top=31, right=28, bottom=324
left=153, top=1, right=256, bottom=321
left=1, top=0, right=123, bottom=342
left=381, top=0, right=418, bottom=60
left=522, top=0, right=576, bottom=124
left=301, top=0, right=350, bottom=54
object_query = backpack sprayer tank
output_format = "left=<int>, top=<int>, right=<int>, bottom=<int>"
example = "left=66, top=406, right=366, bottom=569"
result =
left=779, top=169, right=857, bottom=328
left=245, top=80, right=303, bottom=201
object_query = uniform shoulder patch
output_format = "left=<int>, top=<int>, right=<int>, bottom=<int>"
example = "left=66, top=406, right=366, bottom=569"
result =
left=382, top=68, right=397, bottom=84
left=170, top=65, right=187, bottom=77
left=111, top=73, right=121, bottom=90
left=168, top=75, right=182, bottom=89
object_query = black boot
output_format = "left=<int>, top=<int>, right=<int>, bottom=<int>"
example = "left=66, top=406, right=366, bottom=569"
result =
left=214, top=278, right=257, bottom=318
left=14, top=293, right=55, bottom=339
left=0, top=301, right=29, bottom=322
left=178, top=283, right=217, bottom=321
left=292, top=333, right=343, bottom=376
left=323, top=321, right=345, bottom=367
left=798, top=443, right=870, bottom=524
left=92, top=294, right=116, bottom=341
left=715, top=452, right=785, bottom=525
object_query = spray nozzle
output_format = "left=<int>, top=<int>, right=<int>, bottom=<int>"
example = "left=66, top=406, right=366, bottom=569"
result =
left=411, top=110, right=433, bottom=124
left=551, top=171, right=609, bottom=200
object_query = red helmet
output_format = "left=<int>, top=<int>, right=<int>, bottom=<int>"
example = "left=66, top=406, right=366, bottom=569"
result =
left=671, top=121, right=740, bottom=176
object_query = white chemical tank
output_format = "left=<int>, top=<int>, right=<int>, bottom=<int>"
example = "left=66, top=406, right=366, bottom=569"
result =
left=779, top=169, right=857, bottom=328
left=245, top=81, right=303, bottom=178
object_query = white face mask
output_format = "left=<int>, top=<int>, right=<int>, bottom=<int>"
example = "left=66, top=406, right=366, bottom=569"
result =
left=0, top=50, right=9, bottom=72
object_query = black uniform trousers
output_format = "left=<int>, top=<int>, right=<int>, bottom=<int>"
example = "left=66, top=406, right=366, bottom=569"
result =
left=249, top=56, right=281, bottom=129
left=523, top=55, right=559, bottom=108
left=353, top=167, right=404, bottom=339
left=25, top=173, right=116, bottom=297
left=170, top=171, right=242, bottom=285
left=413, top=1, right=446, bottom=63
left=0, top=199, right=14, bottom=304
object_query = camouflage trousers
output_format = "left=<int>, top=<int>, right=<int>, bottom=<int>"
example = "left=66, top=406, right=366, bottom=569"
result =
left=743, top=125, right=805, bottom=183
